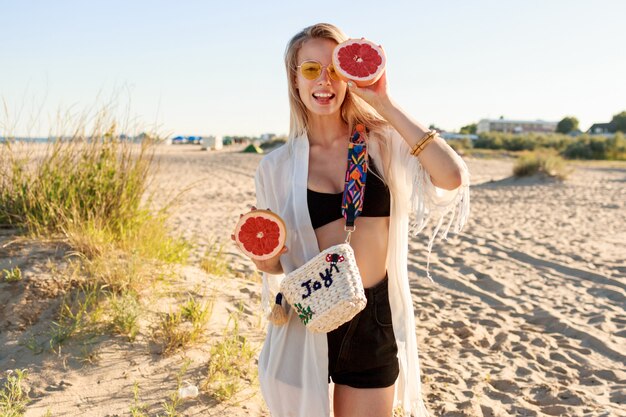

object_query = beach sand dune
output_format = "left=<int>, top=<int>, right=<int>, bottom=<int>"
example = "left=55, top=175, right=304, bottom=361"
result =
left=1, top=144, right=624, bottom=416
left=411, top=158, right=626, bottom=416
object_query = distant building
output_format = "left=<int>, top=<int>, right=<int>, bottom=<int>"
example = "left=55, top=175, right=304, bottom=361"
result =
left=169, top=136, right=185, bottom=145
left=587, top=122, right=616, bottom=135
left=260, top=133, right=277, bottom=142
left=477, top=119, right=558, bottom=134
left=201, top=135, right=223, bottom=150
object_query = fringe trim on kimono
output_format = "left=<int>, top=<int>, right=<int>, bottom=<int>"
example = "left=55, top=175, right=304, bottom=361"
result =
left=407, top=153, right=471, bottom=280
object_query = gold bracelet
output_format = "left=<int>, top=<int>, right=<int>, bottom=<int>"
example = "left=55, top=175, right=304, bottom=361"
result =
left=410, top=130, right=437, bottom=156
left=411, top=135, right=437, bottom=157
left=410, top=130, right=436, bottom=155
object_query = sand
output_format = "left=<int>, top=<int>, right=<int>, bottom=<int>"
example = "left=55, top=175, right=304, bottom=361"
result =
left=1, top=143, right=624, bottom=416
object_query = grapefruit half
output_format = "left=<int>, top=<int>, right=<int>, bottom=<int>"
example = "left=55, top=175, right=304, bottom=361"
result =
left=233, top=209, right=286, bottom=261
left=332, top=38, right=386, bottom=87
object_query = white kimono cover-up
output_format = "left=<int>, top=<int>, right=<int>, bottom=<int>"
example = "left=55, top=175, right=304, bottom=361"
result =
left=255, top=126, right=470, bottom=417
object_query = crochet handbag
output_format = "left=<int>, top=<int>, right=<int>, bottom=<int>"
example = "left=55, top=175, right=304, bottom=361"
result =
left=275, top=125, right=369, bottom=333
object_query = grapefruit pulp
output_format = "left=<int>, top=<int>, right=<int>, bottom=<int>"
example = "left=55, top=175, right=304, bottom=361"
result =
left=332, top=38, right=386, bottom=87
left=233, top=209, right=286, bottom=261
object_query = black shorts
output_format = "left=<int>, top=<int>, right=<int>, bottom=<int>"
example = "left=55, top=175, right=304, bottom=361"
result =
left=327, top=274, right=400, bottom=388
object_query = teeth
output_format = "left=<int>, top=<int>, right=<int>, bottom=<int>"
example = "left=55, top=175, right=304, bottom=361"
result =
left=313, top=93, right=333, bottom=98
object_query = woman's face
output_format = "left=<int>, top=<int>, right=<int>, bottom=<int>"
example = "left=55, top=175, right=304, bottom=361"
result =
left=295, top=38, right=347, bottom=118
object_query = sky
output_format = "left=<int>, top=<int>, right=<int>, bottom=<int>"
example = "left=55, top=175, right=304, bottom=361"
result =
left=1, top=0, right=625, bottom=138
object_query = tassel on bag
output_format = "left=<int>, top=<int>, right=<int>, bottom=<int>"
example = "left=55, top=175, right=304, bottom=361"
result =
left=269, top=292, right=288, bottom=325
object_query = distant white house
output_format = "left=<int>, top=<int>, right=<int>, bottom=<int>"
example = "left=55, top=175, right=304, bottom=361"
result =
left=477, top=119, right=558, bottom=134
left=201, top=135, right=223, bottom=150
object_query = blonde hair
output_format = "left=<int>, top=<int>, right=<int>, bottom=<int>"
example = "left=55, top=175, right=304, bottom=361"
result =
left=284, top=23, right=389, bottom=141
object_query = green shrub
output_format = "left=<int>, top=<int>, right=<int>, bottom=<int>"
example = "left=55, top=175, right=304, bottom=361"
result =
left=152, top=296, right=213, bottom=355
left=507, top=135, right=537, bottom=151
left=260, top=137, right=286, bottom=150
left=0, top=369, right=29, bottom=417
left=48, top=282, right=105, bottom=350
left=474, top=133, right=503, bottom=149
left=471, top=131, right=625, bottom=160
left=2, top=110, right=191, bottom=352
left=607, top=132, right=626, bottom=159
left=446, top=138, right=473, bottom=153
left=203, top=314, right=256, bottom=402
left=513, top=151, right=569, bottom=180
left=475, top=132, right=556, bottom=151
left=562, top=133, right=626, bottom=160
left=0, top=122, right=189, bottom=263
left=109, top=292, right=141, bottom=342
left=513, top=154, right=541, bottom=177
left=200, top=239, right=229, bottom=276
left=2, top=267, right=22, bottom=282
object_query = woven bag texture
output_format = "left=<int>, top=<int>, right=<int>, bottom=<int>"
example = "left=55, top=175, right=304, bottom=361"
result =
left=281, top=243, right=366, bottom=333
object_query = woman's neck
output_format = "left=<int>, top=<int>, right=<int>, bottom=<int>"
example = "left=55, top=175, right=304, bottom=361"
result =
left=306, top=114, right=348, bottom=148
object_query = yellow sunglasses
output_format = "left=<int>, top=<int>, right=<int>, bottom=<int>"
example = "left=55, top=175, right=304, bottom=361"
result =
left=296, top=60, right=340, bottom=81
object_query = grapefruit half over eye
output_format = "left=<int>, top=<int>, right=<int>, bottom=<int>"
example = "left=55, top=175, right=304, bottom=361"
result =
left=332, top=38, right=386, bottom=87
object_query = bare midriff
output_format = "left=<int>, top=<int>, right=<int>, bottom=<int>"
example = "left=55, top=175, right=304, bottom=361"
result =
left=313, top=216, right=389, bottom=289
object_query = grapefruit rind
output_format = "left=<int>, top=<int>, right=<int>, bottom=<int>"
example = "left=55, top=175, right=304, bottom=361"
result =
left=332, top=38, right=386, bottom=87
left=233, top=209, right=286, bottom=261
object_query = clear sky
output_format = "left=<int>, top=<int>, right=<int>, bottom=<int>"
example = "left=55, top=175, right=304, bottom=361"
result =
left=1, top=0, right=625, bottom=138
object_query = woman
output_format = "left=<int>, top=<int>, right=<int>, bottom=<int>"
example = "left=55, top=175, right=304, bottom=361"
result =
left=244, top=23, right=469, bottom=417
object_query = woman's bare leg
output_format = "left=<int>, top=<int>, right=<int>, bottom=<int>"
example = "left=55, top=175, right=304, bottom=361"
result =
left=333, top=383, right=395, bottom=417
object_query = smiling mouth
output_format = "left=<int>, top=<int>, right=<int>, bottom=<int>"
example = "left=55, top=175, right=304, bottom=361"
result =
left=312, top=92, right=335, bottom=103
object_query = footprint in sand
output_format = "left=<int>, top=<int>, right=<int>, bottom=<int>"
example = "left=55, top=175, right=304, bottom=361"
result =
left=489, top=378, right=520, bottom=394
left=540, top=405, right=569, bottom=416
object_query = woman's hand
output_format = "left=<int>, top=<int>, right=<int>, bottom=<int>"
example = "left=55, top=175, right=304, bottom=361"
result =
left=231, top=206, right=288, bottom=275
left=345, top=46, right=392, bottom=114
left=347, top=71, right=390, bottom=111
left=248, top=246, right=288, bottom=275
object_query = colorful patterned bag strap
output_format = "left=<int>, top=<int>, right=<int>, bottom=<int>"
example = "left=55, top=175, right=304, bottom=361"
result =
left=341, top=124, right=368, bottom=239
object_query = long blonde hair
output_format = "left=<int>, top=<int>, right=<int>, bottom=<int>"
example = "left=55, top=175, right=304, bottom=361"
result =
left=284, top=23, right=389, bottom=141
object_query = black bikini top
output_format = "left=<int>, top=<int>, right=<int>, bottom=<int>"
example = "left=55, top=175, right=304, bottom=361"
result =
left=307, top=158, right=390, bottom=230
